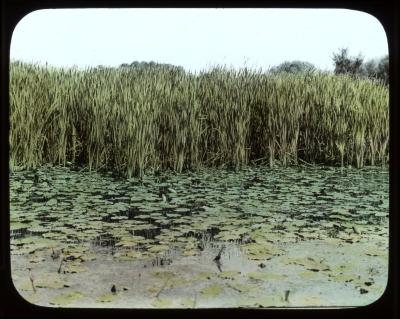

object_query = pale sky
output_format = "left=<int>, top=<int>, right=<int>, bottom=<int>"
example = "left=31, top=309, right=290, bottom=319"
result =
left=10, top=8, right=388, bottom=72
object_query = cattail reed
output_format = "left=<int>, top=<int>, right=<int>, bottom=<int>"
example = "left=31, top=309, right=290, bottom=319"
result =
left=9, top=61, right=389, bottom=177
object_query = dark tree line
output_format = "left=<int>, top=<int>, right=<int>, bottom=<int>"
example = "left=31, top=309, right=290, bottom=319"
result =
left=119, top=61, right=185, bottom=73
left=269, top=60, right=317, bottom=75
left=332, top=48, right=388, bottom=84
left=120, top=48, right=388, bottom=85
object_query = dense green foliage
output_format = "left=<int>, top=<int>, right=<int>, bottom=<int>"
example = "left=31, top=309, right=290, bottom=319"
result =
left=10, top=61, right=389, bottom=177
left=269, top=60, right=316, bottom=74
left=361, top=55, right=389, bottom=85
left=332, top=48, right=364, bottom=76
left=332, top=48, right=389, bottom=85
left=119, top=61, right=186, bottom=73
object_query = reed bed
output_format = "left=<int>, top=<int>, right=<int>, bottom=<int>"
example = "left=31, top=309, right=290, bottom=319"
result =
left=9, top=61, right=389, bottom=177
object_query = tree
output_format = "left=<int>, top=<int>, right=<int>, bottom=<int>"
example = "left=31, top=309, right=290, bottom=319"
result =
left=332, top=48, right=364, bottom=76
left=362, top=59, right=378, bottom=77
left=269, top=60, right=316, bottom=74
left=375, top=55, right=389, bottom=84
left=119, top=61, right=185, bottom=73
left=374, top=55, right=389, bottom=84
left=358, top=55, right=389, bottom=84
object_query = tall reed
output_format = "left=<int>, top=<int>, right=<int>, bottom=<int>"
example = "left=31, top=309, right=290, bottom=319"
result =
left=9, top=62, right=389, bottom=176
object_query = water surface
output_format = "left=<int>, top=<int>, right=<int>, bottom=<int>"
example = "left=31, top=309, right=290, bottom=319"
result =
left=10, top=165, right=389, bottom=307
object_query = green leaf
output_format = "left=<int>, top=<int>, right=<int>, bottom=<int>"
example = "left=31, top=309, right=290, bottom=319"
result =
left=50, top=291, right=83, bottom=306
left=201, top=284, right=224, bottom=298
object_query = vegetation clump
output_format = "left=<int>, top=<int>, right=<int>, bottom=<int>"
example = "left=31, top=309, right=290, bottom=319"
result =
left=10, top=61, right=389, bottom=177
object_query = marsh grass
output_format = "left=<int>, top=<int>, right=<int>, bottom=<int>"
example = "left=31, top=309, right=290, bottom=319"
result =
left=9, top=62, right=389, bottom=177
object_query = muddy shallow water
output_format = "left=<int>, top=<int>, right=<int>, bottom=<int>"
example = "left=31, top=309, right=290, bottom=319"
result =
left=9, top=165, right=389, bottom=308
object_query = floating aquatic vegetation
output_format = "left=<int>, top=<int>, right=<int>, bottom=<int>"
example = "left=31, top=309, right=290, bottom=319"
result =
left=284, top=257, right=331, bottom=272
left=200, top=284, right=224, bottom=298
left=179, top=298, right=195, bottom=308
left=63, top=261, right=88, bottom=274
left=240, top=294, right=285, bottom=307
left=227, top=282, right=261, bottom=294
left=9, top=165, right=388, bottom=307
left=151, top=298, right=173, bottom=308
left=242, top=242, right=283, bottom=260
left=147, top=244, right=170, bottom=253
left=248, top=272, right=288, bottom=281
left=219, top=271, right=242, bottom=280
left=95, top=293, right=117, bottom=303
left=34, top=273, right=67, bottom=289
left=28, top=254, right=46, bottom=264
left=50, top=291, right=84, bottom=306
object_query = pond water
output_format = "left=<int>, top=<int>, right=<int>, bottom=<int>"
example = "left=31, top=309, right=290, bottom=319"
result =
left=10, top=165, right=389, bottom=308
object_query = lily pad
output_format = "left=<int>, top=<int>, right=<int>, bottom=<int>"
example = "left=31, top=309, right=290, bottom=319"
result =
left=15, top=279, right=35, bottom=291
left=28, top=254, right=46, bottom=263
left=151, top=298, right=173, bottom=308
left=96, top=293, right=117, bottom=303
left=151, top=271, right=175, bottom=280
left=284, top=257, right=330, bottom=272
left=114, top=250, right=143, bottom=261
left=238, top=294, right=283, bottom=307
left=147, top=244, right=170, bottom=253
left=179, top=298, right=195, bottom=308
left=50, top=291, right=83, bottom=306
left=219, top=271, right=241, bottom=280
left=227, top=282, right=261, bottom=293
left=35, top=274, right=66, bottom=289
left=241, top=242, right=282, bottom=260
left=24, top=292, right=41, bottom=304
left=248, top=272, right=288, bottom=281
left=200, top=284, right=224, bottom=298
left=295, top=296, right=325, bottom=306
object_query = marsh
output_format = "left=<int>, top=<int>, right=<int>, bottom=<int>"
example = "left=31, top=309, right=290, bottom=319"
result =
left=10, top=164, right=388, bottom=307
